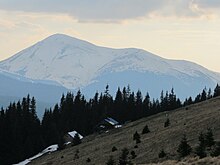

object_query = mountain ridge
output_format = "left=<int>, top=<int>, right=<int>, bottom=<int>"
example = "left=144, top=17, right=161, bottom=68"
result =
left=0, top=68, right=69, bottom=117
left=0, top=33, right=220, bottom=99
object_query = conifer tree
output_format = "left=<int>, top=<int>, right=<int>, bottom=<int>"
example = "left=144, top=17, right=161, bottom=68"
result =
left=135, top=90, right=143, bottom=119
left=214, top=84, right=220, bottom=97
left=114, top=88, right=123, bottom=122
left=205, top=128, right=215, bottom=148
left=207, top=88, right=212, bottom=99
left=201, top=89, right=207, bottom=101
left=143, top=93, right=150, bottom=113
left=195, top=132, right=207, bottom=158
left=119, top=148, right=130, bottom=165
left=142, top=124, right=150, bottom=134
left=30, top=97, right=36, bottom=117
left=184, top=96, right=193, bottom=106
left=133, top=131, right=141, bottom=144
left=194, top=94, right=201, bottom=103
left=177, top=134, right=192, bottom=157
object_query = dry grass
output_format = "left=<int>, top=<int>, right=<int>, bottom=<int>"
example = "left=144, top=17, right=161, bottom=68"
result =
left=150, top=156, right=220, bottom=165
left=31, top=97, right=220, bottom=165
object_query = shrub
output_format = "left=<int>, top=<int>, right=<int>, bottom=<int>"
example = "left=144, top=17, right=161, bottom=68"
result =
left=158, top=149, right=166, bottom=158
left=164, top=118, right=170, bottom=127
left=106, top=156, right=116, bottom=165
left=86, top=158, right=91, bottom=163
left=211, top=142, right=220, bottom=157
left=112, top=146, right=117, bottom=152
left=130, top=151, right=137, bottom=159
left=74, top=149, right=79, bottom=160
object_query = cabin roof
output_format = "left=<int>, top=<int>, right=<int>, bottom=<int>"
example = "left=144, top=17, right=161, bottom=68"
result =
left=67, top=131, right=83, bottom=139
left=104, top=117, right=119, bottom=126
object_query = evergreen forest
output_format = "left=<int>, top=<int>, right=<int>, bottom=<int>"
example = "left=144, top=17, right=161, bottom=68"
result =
left=0, top=84, right=220, bottom=165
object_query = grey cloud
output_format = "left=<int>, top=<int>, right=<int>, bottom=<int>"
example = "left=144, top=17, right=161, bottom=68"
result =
left=0, top=0, right=166, bottom=21
left=194, top=0, right=220, bottom=8
left=0, top=0, right=219, bottom=22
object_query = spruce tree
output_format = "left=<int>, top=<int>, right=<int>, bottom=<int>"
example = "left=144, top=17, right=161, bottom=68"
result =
left=142, top=124, right=150, bottom=134
left=205, top=128, right=215, bottom=148
left=214, top=84, right=220, bottom=97
left=177, top=134, right=192, bottom=157
left=195, top=132, right=206, bottom=158
left=207, top=88, right=212, bottom=99
left=133, top=131, right=141, bottom=144
left=119, top=148, right=131, bottom=165
left=201, top=89, right=207, bottom=101
left=194, top=94, right=201, bottom=103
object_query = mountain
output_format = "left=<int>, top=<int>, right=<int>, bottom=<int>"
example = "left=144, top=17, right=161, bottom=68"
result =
left=0, top=33, right=220, bottom=99
left=0, top=69, right=68, bottom=117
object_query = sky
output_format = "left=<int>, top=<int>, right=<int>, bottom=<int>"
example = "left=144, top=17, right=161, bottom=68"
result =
left=1, top=0, right=220, bottom=72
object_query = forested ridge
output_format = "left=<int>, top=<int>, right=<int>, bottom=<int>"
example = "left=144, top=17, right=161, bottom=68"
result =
left=1, top=84, right=220, bottom=165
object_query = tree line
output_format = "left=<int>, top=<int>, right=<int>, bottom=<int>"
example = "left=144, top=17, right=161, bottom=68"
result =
left=0, top=84, right=220, bottom=164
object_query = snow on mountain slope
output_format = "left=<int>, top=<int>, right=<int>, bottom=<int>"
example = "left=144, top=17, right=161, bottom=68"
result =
left=0, top=34, right=121, bottom=88
left=97, top=50, right=220, bottom=82
left=0, top=34, right=220, bottom=99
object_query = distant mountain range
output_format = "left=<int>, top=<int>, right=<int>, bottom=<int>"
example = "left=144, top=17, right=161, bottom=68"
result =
left=0, top=69, right=68, bottom=117
left=0, top=34, right=220, bottom=115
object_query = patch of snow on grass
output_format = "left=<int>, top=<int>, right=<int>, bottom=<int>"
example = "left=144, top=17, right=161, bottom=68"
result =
left=14, top=144, right=58, bottom=165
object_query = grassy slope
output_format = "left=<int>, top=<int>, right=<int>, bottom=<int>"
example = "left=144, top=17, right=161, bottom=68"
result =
left=31, top=96, right=220, bottom=165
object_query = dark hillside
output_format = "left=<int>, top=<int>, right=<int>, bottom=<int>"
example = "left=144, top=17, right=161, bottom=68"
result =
left=31, top=96, right=220, bottom=165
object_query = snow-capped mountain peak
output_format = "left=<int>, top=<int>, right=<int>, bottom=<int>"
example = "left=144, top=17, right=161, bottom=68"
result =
left=0, top=34, right=220, bottom=99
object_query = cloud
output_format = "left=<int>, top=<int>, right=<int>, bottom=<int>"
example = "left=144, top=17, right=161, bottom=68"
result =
left=194, top=0, right=220, bottom=8
left=0, top=0, right=220, bottom=22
